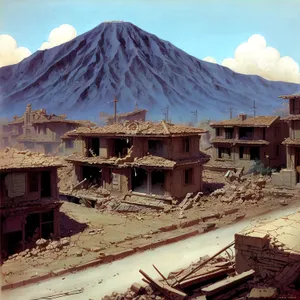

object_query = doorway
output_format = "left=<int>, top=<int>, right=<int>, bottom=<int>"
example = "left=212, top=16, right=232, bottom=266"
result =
left=250, top=147, right=260, bottom=160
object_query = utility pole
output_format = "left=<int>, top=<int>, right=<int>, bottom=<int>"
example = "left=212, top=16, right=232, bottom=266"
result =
left=229, top=108, right=233, bottom=119
left=191, top=110, right=198, bottom=125
left=163, top=105, right=169, bottom=122
left=114, top=96, right=118, bottom=123
left=252, top=100, right=257, bottom=117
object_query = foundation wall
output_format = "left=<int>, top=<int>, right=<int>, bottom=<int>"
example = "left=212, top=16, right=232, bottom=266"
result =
left=271, top=169, right=297, bottom=187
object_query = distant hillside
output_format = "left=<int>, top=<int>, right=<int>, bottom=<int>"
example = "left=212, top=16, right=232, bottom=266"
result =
left=0, top=21, right=299, bottom=121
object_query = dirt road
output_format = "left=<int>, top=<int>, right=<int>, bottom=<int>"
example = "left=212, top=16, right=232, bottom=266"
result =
left=2, top=203, right=299, bottom=300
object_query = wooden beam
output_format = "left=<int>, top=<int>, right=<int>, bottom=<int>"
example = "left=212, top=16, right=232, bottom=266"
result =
left=174, top=241, right=235, bottom=286
left=139, top=269, right=187, bottom=300
left=201, top=269, right=255, bottom=297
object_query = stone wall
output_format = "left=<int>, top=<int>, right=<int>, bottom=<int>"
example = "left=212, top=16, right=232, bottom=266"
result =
left=235, top=213, right=300, bottom=288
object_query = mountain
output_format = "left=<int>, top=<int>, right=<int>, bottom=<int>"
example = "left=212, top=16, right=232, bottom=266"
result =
left=0, top=21, right=299, bottom=122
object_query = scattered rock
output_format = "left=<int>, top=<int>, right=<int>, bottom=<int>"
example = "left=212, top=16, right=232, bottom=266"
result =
left=279, top=199, right=288, bottom=206
left=36, top=238, right=48, bottom=247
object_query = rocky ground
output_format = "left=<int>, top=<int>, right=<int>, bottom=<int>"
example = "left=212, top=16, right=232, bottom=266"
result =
left=2, top=170, right=299, bottom=286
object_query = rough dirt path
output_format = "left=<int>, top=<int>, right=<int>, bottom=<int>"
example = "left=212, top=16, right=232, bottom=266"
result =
left=2, top=203, right=299, bottom=300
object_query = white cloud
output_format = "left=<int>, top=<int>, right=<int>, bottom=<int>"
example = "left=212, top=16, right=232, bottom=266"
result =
left=0, top=35, right=32, bottom=67
left=203, top=56, right=217, bottom=64
left=0, top=24, right=77, bottom=67
left=39, top=24, right=77, bottom=50
left=204, top=34, right=300, bottom=84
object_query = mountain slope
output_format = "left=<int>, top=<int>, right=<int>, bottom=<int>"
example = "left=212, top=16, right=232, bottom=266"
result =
left=0, top=21, right=299, bottom=121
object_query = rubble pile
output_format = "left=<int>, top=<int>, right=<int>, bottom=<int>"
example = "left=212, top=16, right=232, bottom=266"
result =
left=7, top=237, right=71, bottom=262
left=57, top=161, right=74, bottom=192
left=0, top=148, right=65, bottom=169
left=210, top=175, right=269, bottom=204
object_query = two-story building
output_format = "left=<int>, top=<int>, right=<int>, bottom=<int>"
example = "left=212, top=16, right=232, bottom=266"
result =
left=272, top=94, right=300, bottom=187
left=207, top=114, right=288, bottom=171
left=61, top=120, right=209, bottom=200
left=0, top=104, right=95, bottom=154
left=0, top=148, right=63, bottom=263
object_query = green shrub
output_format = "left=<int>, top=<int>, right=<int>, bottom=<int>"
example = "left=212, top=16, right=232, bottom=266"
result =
left=249, top=159, right=276, bottom=176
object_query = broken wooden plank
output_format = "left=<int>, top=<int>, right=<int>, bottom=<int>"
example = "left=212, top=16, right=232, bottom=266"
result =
left=174, top=241, right=235, bottom=286
left=179, top=267, right=233, bottom=289
left=153, top=264, right=170, bottom=286
left=139, top=269, right=187, bottom=300
left=201, top=269, right=255, bottom=297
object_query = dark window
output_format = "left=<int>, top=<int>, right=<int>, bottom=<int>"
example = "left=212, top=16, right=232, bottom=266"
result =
left=276, top=145, right=280, bottom=157
left=183, top=138, right=190, bottom=152
left=216, top=128, right=221, bottom=136
left=239, top=127, right=254, bottom=139
left=28, top=172, right=39, bottom=192
left=239, top=147, right=244, bottom=159
left=263, top=128, right=266, bottom=140
left=42, top=126, right=46, bottom=134
left=218, top=147, right=231, bottom=159
left=41, top=171, right=52, bottom=198
left=225, top=128, right=233, bottom=139
left=184, top=168, right=194, bottom=185
left=65, top=140, right=74, bottom=149
left=41, top=211, right=54, bottom=223
left=250, top=147, right=260, bottom=160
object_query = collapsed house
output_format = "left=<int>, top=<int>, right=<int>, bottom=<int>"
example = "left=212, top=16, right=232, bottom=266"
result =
left=106, top=108, right=147, bottom=125
left=207, top=114, right=288, bottom=172
left=0, top=148, right=63, bottom=263
left=61, top=120, right=210, bottom=202
left=0, top=104, right=95, bottom=154
left=272, top=94, right=300, bottom=187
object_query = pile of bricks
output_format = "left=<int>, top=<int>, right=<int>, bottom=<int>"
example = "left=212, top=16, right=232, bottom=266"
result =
left=210, top=175, right=267, bottom=204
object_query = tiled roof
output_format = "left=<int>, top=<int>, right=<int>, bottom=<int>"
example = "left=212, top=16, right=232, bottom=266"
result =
left=210, top=116, right=279, bottom=127
left=234, top=139, right=269, bottom=145
left=16, top=135, right=60, bottom=143
left=210, top=137, right=235, bottom=144
left=32, top=119, right=96, bottom=126
left=62, top=121, right=206, bottom=138
left=281, top=115, right=300, bottom=121
left=0, top=148, right=64, bottom=170
left=282, top=138, right=300, bottom=145
left=211, top=137, right=269, bottom=145
left=107, top=109, right=147, bottom=120
left=204, top=159, right=236, bottom=170
left=279, top=94, right=300, bottom=100
left=66, top=153, right=209, bottom=169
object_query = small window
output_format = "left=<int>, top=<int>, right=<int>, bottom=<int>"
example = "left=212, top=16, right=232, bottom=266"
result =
left=239, top=147, right=244, bottom=159
left=42, top=126, right=47, bottom=135
left=276, top=145, right=280, bottom=157
left=184, top=168, right=194, bottom=185
left=183, top=138, right=190, bottom=153
left=65, top=140, right=74, bottom=149
left=216, top=128, right=221, bottom=136
left=28, top=172, right=39, bottom=192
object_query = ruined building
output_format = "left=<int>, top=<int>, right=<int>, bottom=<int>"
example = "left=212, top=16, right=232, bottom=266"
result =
left=106, top=109, right=147, bottom=125
left=0, top=148, right=63, bottom=263
left=272, top=94, right=300, bottom=187
left=207, top=114, right=288, bottom=171
left=61, top=120, right=209, bottom=200
left=0, top=104, right=95, bottom=154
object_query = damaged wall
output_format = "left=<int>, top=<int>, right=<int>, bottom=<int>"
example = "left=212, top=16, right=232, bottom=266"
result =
left=0, top=168, right=58, bottom=206
left=171, top=165, right=203, bottom=198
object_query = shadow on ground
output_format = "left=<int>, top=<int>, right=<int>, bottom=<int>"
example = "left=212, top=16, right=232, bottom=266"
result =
left=60, top=211, right=88, bottom=238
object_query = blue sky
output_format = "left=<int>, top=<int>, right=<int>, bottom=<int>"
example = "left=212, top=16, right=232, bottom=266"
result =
left=2, top=0, right=300, bottom=65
